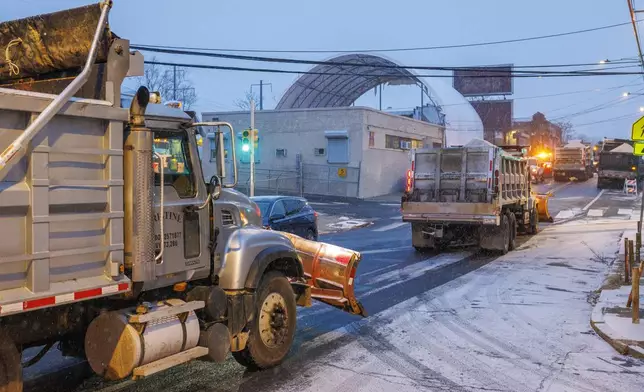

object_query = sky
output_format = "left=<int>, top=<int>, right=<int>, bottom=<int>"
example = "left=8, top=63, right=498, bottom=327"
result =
left=4, top=0, right=644, bottom=141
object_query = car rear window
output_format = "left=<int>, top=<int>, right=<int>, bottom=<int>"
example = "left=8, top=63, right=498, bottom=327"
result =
left=255, top=201, right=272, bottom=218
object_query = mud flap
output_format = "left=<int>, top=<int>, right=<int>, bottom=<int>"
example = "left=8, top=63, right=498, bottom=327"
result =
left=534, top=192, right=554, bottom=222
left=280, top=232, right=367, bottom=317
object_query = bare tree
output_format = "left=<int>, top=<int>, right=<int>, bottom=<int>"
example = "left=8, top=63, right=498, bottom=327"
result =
left=128, top=57, right=198, bottom=109
left=553, top=121, right=575, bottom=142
left=233, top=90, right=260, bottom=111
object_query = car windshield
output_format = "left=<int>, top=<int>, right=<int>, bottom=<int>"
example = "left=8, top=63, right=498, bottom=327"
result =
left=254, top=201, right=272, bottom=218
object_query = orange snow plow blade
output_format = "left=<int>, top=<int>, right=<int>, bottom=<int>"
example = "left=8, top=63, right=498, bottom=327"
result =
left=281, top=232, right=367, bottom=317
left=535, top=192, right=554, bottom=222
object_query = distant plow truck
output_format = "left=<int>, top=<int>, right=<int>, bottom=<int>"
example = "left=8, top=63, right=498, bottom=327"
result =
left=401, top=140, right=541, bottom=255
left=553, top=140, right=595, bottom=182
left=596, top=139, right=642, bottom=190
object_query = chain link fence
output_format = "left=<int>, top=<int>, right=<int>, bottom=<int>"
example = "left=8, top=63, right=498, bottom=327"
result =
left=236, top=162, right=360, bottom=198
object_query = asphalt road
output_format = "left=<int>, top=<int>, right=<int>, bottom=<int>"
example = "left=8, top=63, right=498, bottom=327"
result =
left=25, top=176, right=643, bottom=392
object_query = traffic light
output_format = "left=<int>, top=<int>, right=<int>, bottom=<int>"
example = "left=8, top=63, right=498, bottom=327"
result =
left=253, top=129, right=259, bottom=150
left=241, top=129, right=251, bottom=152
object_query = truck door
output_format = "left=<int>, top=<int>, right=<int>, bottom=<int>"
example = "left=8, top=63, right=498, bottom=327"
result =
left=152, top=130, right=210, bottom=276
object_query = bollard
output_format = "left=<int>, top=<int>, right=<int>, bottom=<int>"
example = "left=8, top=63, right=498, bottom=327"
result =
left=626, top=238, right=631, bottom=284
left=632, top=267, right=640, bottom=324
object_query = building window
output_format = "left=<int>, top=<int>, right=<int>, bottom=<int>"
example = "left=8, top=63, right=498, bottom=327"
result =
left=432, top=142, right=442, bottom=148
left=368, top=131, right=375, bottom=148
left=385, top=135, right=422, bottom=150
left=314, top=148, right=326, bottom=156
left=276, top=148, right=287, bottom=158
left=325, top=130, right=349, bottom=164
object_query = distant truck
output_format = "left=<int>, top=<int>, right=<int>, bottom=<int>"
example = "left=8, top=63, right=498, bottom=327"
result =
left=596, top=139, right=640, bottom=189
left=553, top=141, right=594, bottom=182
left=401, top=139, right=539, bottom=254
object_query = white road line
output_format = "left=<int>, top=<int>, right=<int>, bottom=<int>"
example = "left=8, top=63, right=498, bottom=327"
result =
left=582, top=189, right=606, bottom=211
left=587, top=209, right=604, bottom=217
left=360, top=246, right=411, bottom=255
left=309, top=202, right=332, bottom=206
left=372, top=222, right=408, bottom=232
left=555, top=210, right=575, bottom=220
left=332, top=202, right=349, bottom=205
left=390, top=216, right=402, bottom=220
left=379, top=203, right=400, bottom=207
left=618, top=208, right=633, bottom=215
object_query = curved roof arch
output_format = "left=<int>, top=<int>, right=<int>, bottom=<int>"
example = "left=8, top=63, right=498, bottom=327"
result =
left=275, top=54, right=483, bottom=144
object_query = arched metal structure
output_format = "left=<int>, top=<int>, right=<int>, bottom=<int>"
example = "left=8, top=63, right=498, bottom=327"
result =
left=276, top=53, right=437, bottom=110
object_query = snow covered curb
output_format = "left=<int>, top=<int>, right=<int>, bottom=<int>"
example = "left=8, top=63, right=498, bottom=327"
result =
left=590, top=286, right=644, bottom=359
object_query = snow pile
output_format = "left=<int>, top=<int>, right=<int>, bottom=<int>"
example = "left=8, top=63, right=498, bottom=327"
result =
left=610, top=143, right=634, bottom=153
left=326, top=216, right=371, bottom=231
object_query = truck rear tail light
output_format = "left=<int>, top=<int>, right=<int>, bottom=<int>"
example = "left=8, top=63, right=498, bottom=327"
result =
left=405, top=169, right=414, bottom=193
left=493, top=169, right=500, bottom=195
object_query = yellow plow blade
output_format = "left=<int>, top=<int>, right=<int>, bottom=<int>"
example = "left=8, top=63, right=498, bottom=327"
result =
left=534, top=192, right=554, bottom=222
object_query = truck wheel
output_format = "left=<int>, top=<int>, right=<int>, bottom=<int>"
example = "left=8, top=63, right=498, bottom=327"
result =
left=507, top=213, right=517, bottom=251
left=0, top=330, right=22, bottom=392
left=232, top=270, right=296, bottom=370
left=527, top=207, right=539, bottom=235
left=499, top=214, right=510, bottom=255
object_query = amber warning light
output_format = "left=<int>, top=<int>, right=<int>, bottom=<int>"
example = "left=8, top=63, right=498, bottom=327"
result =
left=405, top=169, right=414, bottom=193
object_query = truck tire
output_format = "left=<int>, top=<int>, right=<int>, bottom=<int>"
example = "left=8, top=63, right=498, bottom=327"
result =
left=232, top=270, right=297, bottom=370
left=0, top=330, right=22, bottom=392
left=527, top=207, right=539, bottom=235
left=507, top=213, right=517, bottom=251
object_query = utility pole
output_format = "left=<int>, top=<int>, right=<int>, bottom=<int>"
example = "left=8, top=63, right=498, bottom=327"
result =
left=250, top=99, right=255, bottom=197
left=173, top=65, right=177, bottom=101
left=251, top=80, right=272, bottom=111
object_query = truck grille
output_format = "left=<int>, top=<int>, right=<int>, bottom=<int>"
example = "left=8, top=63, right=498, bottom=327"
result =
left=221, top=210, right=235, bottom=226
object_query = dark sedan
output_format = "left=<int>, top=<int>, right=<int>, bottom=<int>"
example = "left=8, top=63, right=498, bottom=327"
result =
left=251, top=196, right=319, bottom=240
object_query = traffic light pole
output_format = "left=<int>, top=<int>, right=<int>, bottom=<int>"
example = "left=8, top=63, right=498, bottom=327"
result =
left=250, top=99, right=255, bottom=197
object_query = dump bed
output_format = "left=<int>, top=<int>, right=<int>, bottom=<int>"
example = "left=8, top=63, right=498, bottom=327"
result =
left=0, top=88, right=130, bottom=314
left=554, top=144, right=591, bottom=169
left=402, top=140, right=529, bottom=224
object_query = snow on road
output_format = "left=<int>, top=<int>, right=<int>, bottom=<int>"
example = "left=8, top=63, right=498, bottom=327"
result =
left=258, top=218, right=644, bottom=391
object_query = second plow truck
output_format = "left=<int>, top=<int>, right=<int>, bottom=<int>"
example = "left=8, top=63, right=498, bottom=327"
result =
left=0, top=3, right=365, bottom=391
left=596, top=139, right=640, bottom=189
left=401, top=139, right=541, bottom=254
left=553, top=140, right=594, bottom=182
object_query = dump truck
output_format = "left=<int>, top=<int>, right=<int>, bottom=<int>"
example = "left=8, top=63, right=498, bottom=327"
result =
left=553, top=141, right=594, bottom=182
left=596, top=139, right=640, bottom=189
left=401, top=139, right=540, bottom=254
left=0, top=3, right=365, bottom=391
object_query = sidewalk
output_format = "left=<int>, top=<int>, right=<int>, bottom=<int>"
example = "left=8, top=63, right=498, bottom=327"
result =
left=591, top=283, right=644, bottom=358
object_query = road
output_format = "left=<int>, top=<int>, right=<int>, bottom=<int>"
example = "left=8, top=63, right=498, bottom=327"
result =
left=26, top=176, right=644, bottom=392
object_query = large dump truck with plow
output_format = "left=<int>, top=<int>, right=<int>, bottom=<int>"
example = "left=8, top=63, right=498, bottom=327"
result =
left=401, top=140, right=544, bottom=254
left=0, top=3, right=365, bottom=391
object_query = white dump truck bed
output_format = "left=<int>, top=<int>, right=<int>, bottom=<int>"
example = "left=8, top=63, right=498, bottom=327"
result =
left=402, top=139, right=529, bottom=225
left=0, top=88, right=131, bottom=314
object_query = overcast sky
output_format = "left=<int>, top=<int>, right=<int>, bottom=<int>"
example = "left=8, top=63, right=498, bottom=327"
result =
left=5, top=0, right=644, bottom=141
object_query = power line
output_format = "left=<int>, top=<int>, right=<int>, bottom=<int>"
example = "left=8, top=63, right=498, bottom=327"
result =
left=136, top=47, right=644, bottom=76
left=133, top=21, right=633, bottom=54
left=144, top=60, right=644, bottom=79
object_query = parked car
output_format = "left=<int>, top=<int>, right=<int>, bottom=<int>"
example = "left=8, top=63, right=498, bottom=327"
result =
left=251, top=195, right=319, bottom=240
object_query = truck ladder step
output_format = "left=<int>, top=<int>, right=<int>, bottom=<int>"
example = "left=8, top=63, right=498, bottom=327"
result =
left=132, top=346, right=208, bottom=379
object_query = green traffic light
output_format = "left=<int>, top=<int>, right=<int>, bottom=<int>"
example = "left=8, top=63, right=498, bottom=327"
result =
left=242, top=144, right=250, bottom=152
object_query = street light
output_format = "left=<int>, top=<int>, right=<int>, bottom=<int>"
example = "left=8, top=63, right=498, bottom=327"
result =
left=599, top=59, right=610, bottom=64
left=639, top=106, right=644, bottom=112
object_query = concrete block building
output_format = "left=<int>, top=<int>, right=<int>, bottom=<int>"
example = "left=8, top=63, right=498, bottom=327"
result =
left=201, top=107, right=443, bottom=199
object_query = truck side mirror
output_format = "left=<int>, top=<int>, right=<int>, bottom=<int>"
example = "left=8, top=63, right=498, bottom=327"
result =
left=216, top=130, right=226, bottom=179
left=208, top=175, right=222, bottom=200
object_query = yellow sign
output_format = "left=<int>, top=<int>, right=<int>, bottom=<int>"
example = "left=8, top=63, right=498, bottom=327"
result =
left=632, top=115, right=644, bottom=141
left=337, top=168, right=347, bottom=178
left=634, top=141, right=644, bottom=156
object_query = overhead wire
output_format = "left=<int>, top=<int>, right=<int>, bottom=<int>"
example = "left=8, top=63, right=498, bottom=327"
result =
left=138, top=49, right=644, bottom=77
left=132, top=21, right=633, bottom=54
